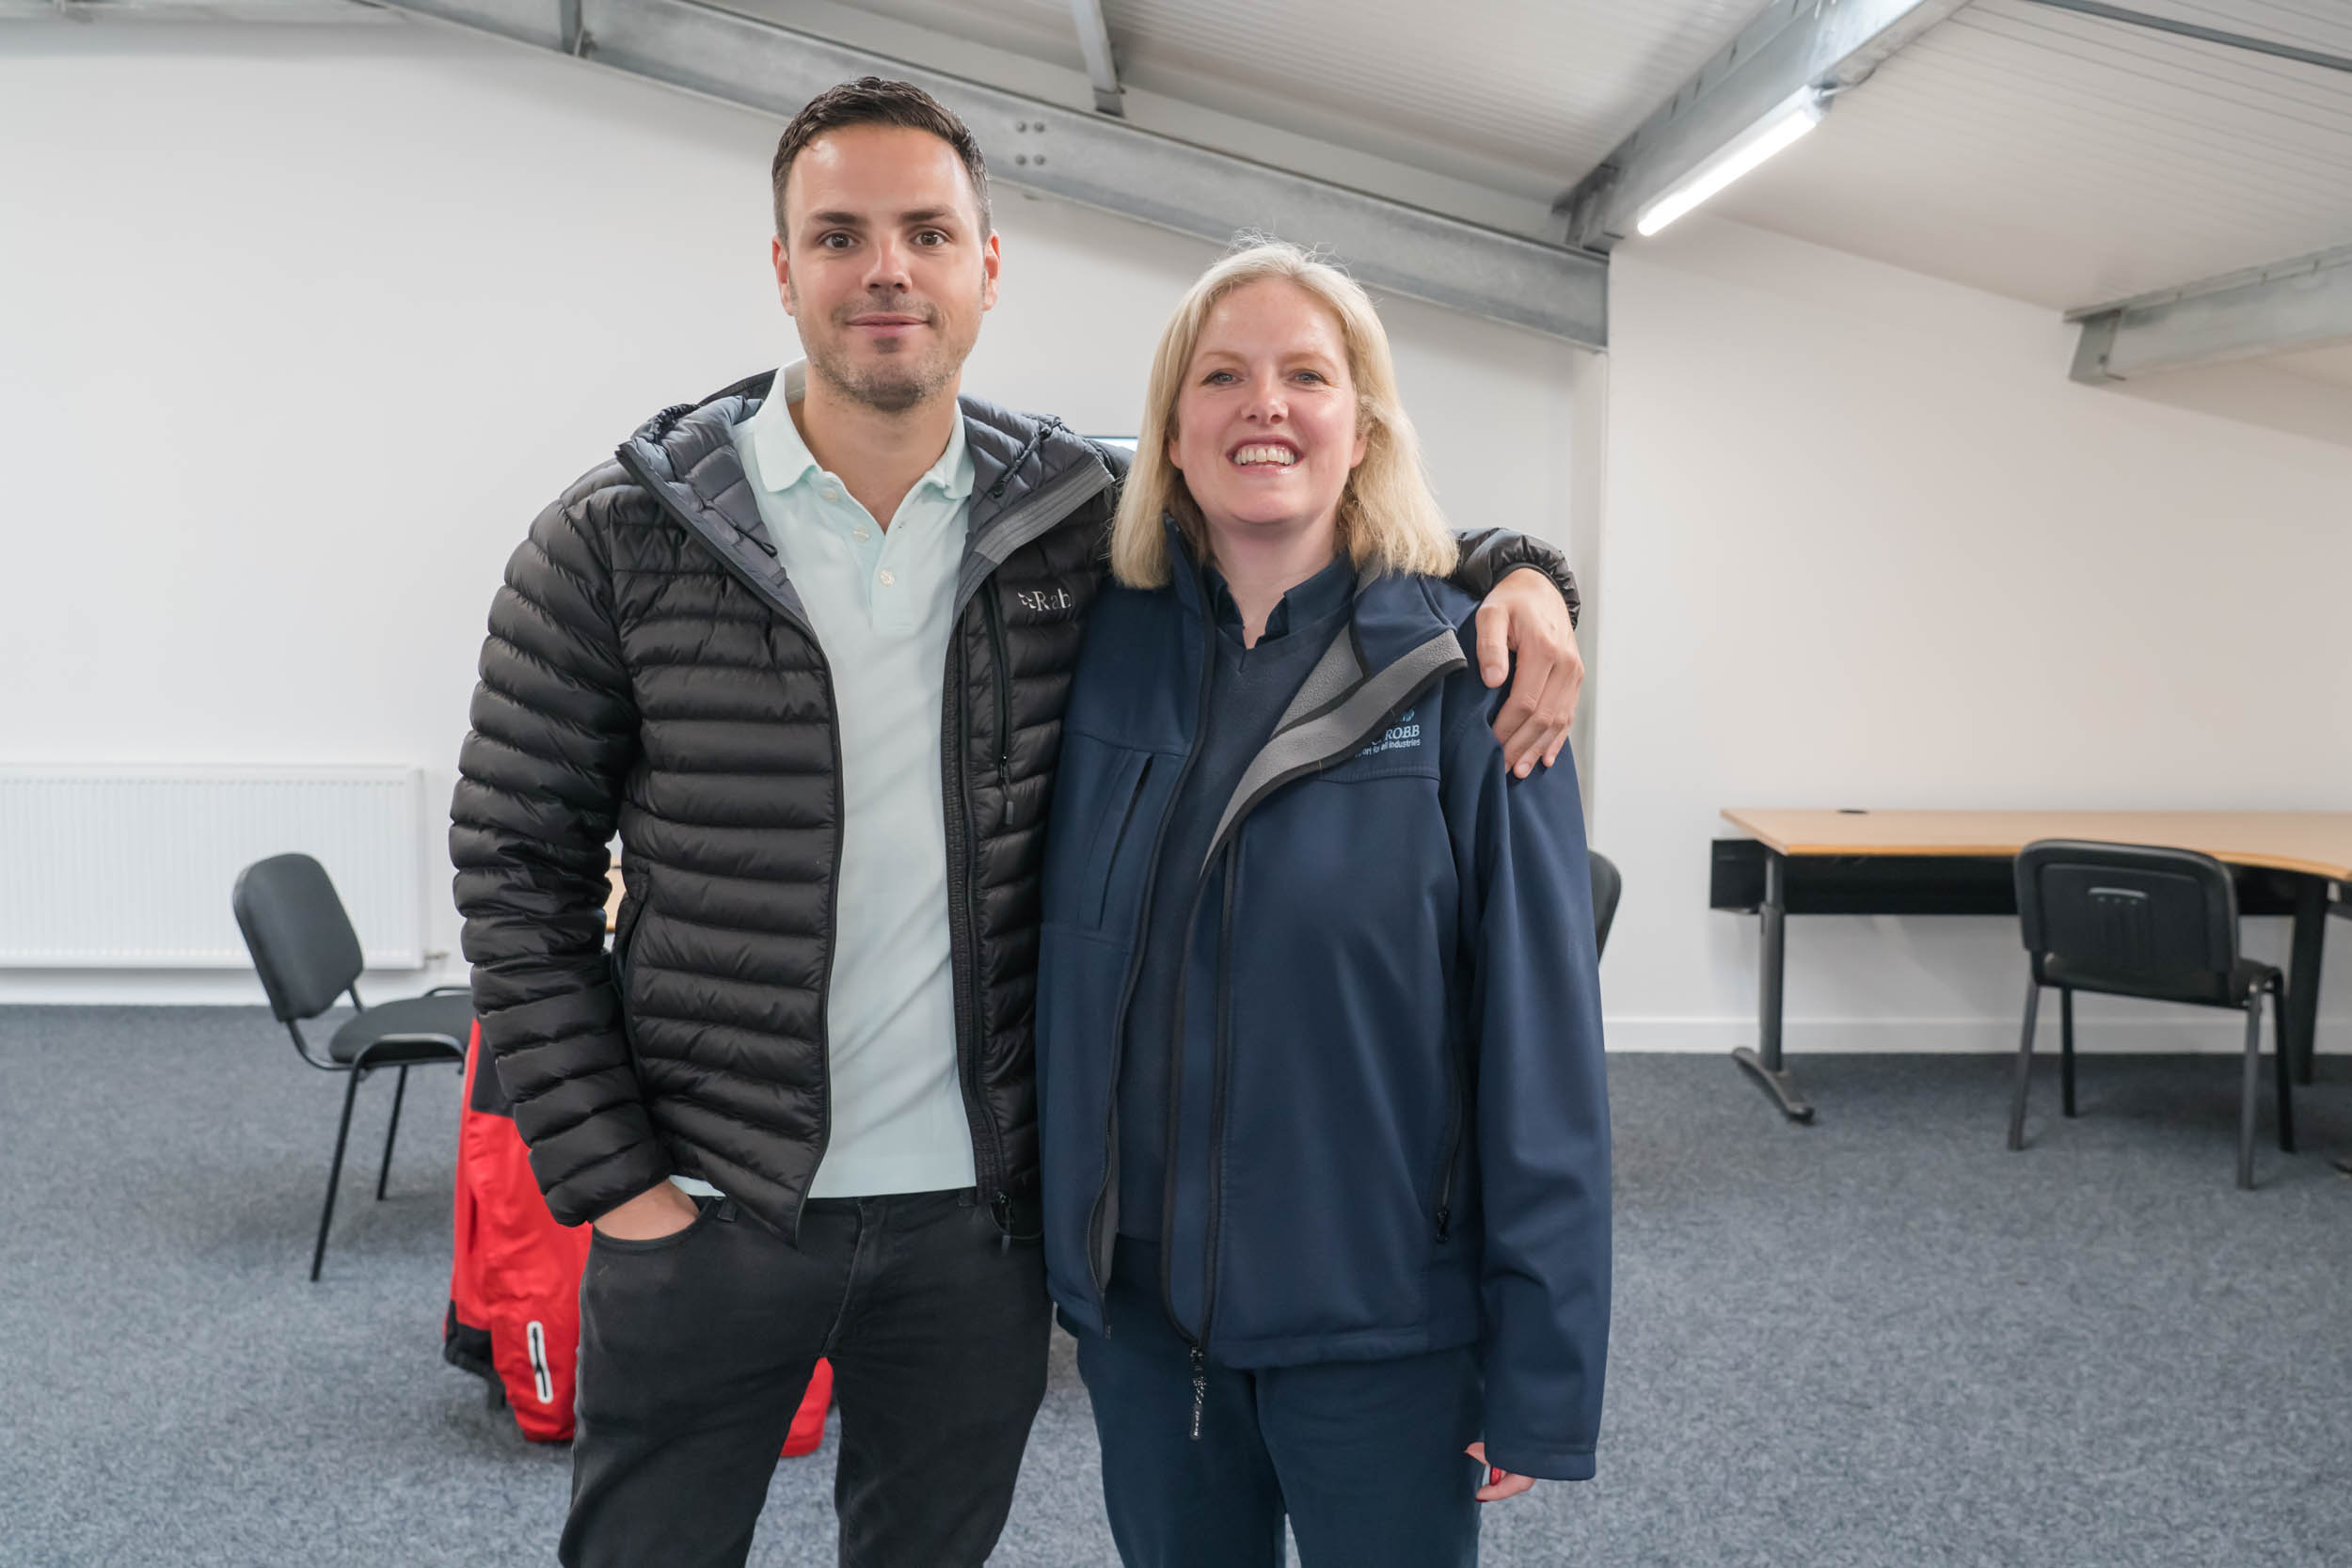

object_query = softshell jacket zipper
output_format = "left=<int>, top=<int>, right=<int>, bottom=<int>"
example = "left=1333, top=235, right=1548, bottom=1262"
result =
left=1159, top=652, right=1465, bottom=1435
left=1194, top=840, right=1241, bottom=1400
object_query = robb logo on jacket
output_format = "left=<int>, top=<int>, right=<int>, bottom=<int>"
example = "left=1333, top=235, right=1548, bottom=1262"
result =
left=1360, top=709, right=1422, bottom=756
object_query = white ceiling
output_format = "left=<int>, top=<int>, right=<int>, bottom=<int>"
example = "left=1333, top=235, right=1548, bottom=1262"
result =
left=2270, top=342, right=2352, bottom=389
left=724, top=0, right=1768, bottom=210
left=1706, top=0, right=2352, bottom=309
left=741, top=0, right=2352, bottom=324
left=30, top=0, right=2352, bottom=325
left=21, top=0, right=2347, bottom=414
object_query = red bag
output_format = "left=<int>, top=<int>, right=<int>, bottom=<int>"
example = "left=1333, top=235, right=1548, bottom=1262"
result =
left=445, top=1021, right=593, bottom=1439
left=446, top=1022, right=833, bottom=1450
left=785, top=1357, right=834, bottom=1456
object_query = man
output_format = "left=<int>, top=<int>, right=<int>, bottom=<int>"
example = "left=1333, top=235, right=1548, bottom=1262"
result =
left=452, top=77, right=1583, bottom=1568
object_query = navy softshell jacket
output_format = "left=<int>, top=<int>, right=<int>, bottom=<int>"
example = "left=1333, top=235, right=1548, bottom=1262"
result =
left=1036, top=541, right=1612, bottom=1481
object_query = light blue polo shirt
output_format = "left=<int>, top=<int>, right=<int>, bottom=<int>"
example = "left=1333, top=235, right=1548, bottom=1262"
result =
left=685, top=361, right=977, bottom=1199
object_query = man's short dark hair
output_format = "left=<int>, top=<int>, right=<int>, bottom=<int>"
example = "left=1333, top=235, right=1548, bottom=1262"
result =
left=771, top=77, right=992, bottom=243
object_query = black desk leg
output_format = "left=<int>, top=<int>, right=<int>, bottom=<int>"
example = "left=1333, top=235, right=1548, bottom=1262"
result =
left=2284, top=875, right=2327, bottom=1087
left=1734, top=849, right=1816, bottom=1123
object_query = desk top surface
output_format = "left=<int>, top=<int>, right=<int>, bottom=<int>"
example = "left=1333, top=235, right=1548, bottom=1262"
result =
left=1720, top=809, right=2352, bottom=880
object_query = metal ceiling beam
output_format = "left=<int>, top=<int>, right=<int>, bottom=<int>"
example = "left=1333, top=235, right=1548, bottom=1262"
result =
left=2067, top=244, right=2352, bottom=383
left=1068, top=0, right=1124, bottom=118
left=1558, top=0, right=1971, bottom=250
left=377, top=0, right=1609, bottom=346
left=2014, top=0, right=2352, bottom=78
left=11, top=0, right=389, bottom=18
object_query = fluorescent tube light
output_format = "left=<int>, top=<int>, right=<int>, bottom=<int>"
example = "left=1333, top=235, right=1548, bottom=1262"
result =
left=1633, top=87, right=1828, bottom=238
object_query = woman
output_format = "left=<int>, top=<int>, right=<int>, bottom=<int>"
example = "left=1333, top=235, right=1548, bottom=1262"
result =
left=1035, top=242, right=1612, bottom=1568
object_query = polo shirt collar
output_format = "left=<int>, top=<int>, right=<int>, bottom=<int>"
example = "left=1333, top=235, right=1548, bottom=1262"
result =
left=739, top=360, right=974, bottom=503
left=1209, top=548, right=1355, bottom=642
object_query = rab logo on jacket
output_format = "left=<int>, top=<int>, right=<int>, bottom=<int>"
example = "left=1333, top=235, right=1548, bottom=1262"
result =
left=1360, top=709, right=1422, bottom=756
left=1014, top=584, right=1076, bottom=618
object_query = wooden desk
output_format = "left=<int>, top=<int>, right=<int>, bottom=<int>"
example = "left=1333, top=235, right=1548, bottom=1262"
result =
left=1712, top=809, right=2352, bottom=1122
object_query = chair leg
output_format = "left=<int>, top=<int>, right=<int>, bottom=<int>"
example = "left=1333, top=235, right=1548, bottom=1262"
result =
left=2059, top=988, right=2076, bottom=1118
left=2237, top=993, right=2263, bottom=1191
left=2272, top=983, right=2296, bottom=1156
left=313, top=1069, right=364, bottom=1282
left=376, top=1065, right=410, bottom=1202
left=2009, top=978, right=2041, bottom=1152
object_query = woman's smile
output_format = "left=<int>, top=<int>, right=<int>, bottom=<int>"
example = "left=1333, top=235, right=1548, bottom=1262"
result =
left=1168, top=277, right=1368, bottom=540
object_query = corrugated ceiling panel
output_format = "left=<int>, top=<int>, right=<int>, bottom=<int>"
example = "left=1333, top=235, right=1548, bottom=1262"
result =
left=1096, top=0, right=1771, bottom=193
left=801, top=0, right=1772, bottom=199
left=1704, top=0, right=2352, bottom=309
left=716, top=0, right=2352, bottom=325
left=2124, top=0, right=2352, bottom=55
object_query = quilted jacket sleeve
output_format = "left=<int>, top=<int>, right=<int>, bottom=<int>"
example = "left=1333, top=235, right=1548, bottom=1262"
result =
left=450, top=473, right=673, bottom=1227
left=1447, top=529, right=1581, bottom=629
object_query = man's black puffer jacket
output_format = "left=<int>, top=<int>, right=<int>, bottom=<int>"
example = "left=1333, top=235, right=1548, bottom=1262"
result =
left=452, top=370, right=1579, bottom=1242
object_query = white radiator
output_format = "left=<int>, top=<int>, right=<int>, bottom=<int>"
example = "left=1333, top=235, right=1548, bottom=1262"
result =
left=0, top=767, right=428, bottom=969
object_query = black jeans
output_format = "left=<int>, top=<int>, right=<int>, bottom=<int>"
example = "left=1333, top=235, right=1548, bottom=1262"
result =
left=561, top=1189, right=1051, bottom=1568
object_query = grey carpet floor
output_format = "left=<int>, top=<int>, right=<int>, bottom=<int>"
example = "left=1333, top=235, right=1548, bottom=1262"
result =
left=3, top=1006, right=2347, bottom=1567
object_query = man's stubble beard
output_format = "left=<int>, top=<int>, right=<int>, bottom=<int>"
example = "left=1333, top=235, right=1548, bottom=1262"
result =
left=792, top=277, right=983, bottom=416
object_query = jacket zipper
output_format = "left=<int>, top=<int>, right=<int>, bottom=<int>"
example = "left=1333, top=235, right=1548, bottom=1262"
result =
left=1156, top=868, right=1213, bottom=1375
left=625, top=415, right=1110, bottom=1239
left=1188, top=836, right=1241, bottom=1440
left=983, top=587, right=1013, bottom=784
left=613, top=440, right=845, bottom=1244
left=1166, top=658, right=1462, bottom=1433
left=944, top=627, right=1010, bottom=1218
left=610, top=895, right=644, bottom=1069
left=1434, top=1037, right=1466, bottom=1240
left=948, top=451, right=1117, bottom=1234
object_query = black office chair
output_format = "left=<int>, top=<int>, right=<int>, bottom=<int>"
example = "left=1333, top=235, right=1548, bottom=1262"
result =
left=2007, top=840, right=2293, bottom=1190
left=231, top=853, right=472, bottom=1278
left=1590, top=850, right=1622, bottom=960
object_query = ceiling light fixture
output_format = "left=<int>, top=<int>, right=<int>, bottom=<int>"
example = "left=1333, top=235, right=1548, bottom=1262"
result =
left=1633, top=87, right=1829, bottom=238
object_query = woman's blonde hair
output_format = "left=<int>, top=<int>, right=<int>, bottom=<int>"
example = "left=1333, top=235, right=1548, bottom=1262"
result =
left=1108, top=240, right=1458, bottom=588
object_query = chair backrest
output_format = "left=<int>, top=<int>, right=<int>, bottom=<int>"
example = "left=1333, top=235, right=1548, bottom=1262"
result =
left=1589, top=849, right=1623, bottom=960
left=231, top=853, right=364, bottom=1023
left=2013, top=839, right=2238, bottom=1003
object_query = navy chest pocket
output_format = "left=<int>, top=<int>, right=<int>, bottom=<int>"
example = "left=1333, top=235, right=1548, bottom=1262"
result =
left=1044, top=733, right=1165, bottom=934
left=1080, top=750, right=1153, bottom=927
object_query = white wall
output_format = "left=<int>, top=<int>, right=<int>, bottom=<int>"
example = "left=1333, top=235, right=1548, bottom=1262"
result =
left=22, top=24, right=2335, bottom=1050
left=0, top=20, right=1592, bottom=1004
left=1593, top=214, right=2352, bottom=1054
